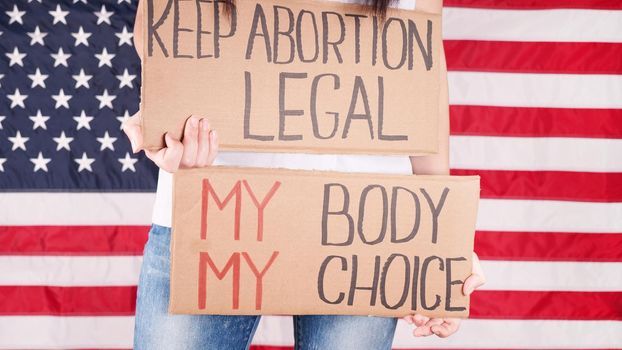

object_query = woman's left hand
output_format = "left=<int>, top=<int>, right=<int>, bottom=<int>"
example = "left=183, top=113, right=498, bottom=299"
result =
left=402, top=252, right=485, bottom=338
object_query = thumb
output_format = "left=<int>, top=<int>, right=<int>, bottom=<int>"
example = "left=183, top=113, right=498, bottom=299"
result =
left=122, top=112, right=144, bottom=153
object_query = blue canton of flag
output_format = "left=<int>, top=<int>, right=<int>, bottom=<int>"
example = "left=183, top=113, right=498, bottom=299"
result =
left=0, top=0, right=157, bottom=191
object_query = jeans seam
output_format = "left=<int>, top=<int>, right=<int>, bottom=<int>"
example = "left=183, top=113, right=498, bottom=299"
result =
left=243, top=316, right=261, bottom=350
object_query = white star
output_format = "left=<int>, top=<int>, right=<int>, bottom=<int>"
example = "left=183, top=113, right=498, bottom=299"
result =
left=7, top=88, right=28, bottom=109
left=0, top=116, right=5, bottom=129
left=73, top=0, right=88, bottom=3
left=8, top=131, right=29, bottom=151
left=73, top=110, right=94, bottom=130
left=53, top=131, right=74, bottom=151
left=30, top=152, right=51, bottom=172
left=94, top=5, right=113, bottom=25
left=27, top=26, right=47, bottom=46
left=94, top=47, right=115, bottom=67
left=28, top=68, right=48, bottom=88
left=97, top=131, right=117, bottom=151
left=6, top=5, right=26, bottom=25
left=51, top=89, right=72, bottom=109
left=118, top=152, right=138, bottom=172
left=0, top=74, right=4, bottom=87
left=29, top=109, right=50, bottom=130
left=0, top=158, right=6, bottom=172
left=74, top=153, right=95, bottom=172
left=72, top=68, right=93, bottom=89
left=6, top=47, right=26, bottom=67
left=115, top=26, right=133, bottom=46
left=71, top=26, right=92, bottom=47
left=116, top=110, right=132, bottom=129
left=51, top=47, right=71, bottom=67
left=95, top=89, right=116, bottom=109
left=118, top=0, right=132, bottom=4
left=49, top=5, right=69, bottom=25
left=116, top=69, right=136, bottom=89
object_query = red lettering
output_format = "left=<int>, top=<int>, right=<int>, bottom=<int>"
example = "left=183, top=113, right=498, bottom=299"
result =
left=201, top=179, right=242, bottom=240
left=242, top=180, right=281, bottom=241
left=241, top=251, right=280, bottom=310
left=198, top=252, right=241, bottom=309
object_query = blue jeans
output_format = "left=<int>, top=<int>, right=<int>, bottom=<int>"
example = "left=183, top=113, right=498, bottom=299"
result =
left=134, top=224, right=398, bottom=350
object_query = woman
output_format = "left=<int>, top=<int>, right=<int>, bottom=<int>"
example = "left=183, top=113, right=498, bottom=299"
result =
left=124, top=0, right=486, bottom=348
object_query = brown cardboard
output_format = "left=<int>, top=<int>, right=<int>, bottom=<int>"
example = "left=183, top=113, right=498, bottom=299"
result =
left=141, top=0, right=442, bottom=155
left=170, top=167, right=480, bottom=318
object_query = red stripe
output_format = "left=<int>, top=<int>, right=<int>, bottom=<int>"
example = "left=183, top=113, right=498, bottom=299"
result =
left=471, top=291, right=622, bottom=320
left=450, top=169, right=622, bottom=202
left=445, top=41, right=622, bottom=75
left=443, top=0, right=622, bottom=10
left=475, top=230, right=622, bottom=262
left=0, top=286, right=136, bottom=316
left=449, top=105, right=622, bottom=139
left=0, top=226, right=149, bottom=255
left=2, top=287, right=619, bottom=321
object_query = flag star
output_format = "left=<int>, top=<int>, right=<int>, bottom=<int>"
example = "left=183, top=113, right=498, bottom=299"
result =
left=71, top=26, right=92, bottom=47
left=52, top=89, right=72, bottom=109
left=116, top=69, right=136, bottom=88
left=28, top=0, right=43, bottom=3
left=27, top=26, right=47, bottom=46
left=73, top=0, right=88, bottom=3
left=97, top=131, right=117, bottom=151
left=29, top=109, right=50, bottom=130
left=94, top=5, right=114, bottom=25
left=118, top=0, right=132, bottom=4
left=49, top=5, right=69, bottom=24
left=8, top=131, right=29, bottom=151
left=30, top=152, right=51, bottom=172
left=28, top=68, right=48, bottom=88
left=73, top=110, right=94, bottom=130
left=0, top=116, right=5, bottom=129
left=6, top=47, right=26, bottom=67
left=51, top=47, right=71, bottom=67
left=7, top=88, right=28, bottom=109
left=6, top=5, right=26, bottom=25
left=94, top=47, right=115, bottom=67
left=72, top=68, right=93, bottom=89
left=118, top=152, right=138, bottom=172
left=0, top=158, right=6, bottom=172
left=115, top=26, right=133, bottom=46
left=53, top=131, right=74, bottom=151
left=116, top=110, right=132, bottom=129
left=74, top=153, right=95, bottom=172
left=96, top=89, right=116, bottom=109
left=0, top=74, right=4, bottom=87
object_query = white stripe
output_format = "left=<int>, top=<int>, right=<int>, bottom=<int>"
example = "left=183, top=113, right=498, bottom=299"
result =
left=478, top=198, right=622, bottom=233
left=2, top=256, right=621, bottom=291
left=252, top=316, right=622, bottom=348
left=0, top=316, right=134, bottom=349
left=479, top=260, right=622, bottom=292
left=443, top=8, right=622, bottom=43
left=448, top=72, right=622, bottom=108
left=450, top=136, right=622, bottom=172
left=0, top=192, right=155, bottom=225
left=0, top=256, right=142, bottom=286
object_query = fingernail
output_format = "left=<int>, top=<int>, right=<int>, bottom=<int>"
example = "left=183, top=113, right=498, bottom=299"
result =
left=202, top=119, right=210, bottom=131
left=405, top=318, right=412, bottom=324
left=212, top=130, right=217, bottom=138
left=190, top=117, right=198, bottom=128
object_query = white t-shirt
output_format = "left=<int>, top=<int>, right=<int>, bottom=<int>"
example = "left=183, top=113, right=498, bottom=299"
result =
left=151, top=0, right=420, bottom=227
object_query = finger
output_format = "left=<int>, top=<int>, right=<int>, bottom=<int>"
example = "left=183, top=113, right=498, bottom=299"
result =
left=413, top=314, right=429, bottom=327
left=402, top=316, right=415, bottom=325
left=463, top=252, right=486, bottom=296
left=195, top=118, right=212, bottom=167
left=431, top=319, right=461, bottom=338
left=146, top=133, right=184, bottom=173
left=424, top=318, right=444, bottom=328
left=413, top=325, right=433, bottom=337
left=122, top=112, right=143, bottom=153
left=180, top=116, right=201, bottom=168
left=205, top=130, right=219, bottom=166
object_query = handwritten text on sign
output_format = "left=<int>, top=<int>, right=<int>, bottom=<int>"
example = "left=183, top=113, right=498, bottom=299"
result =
left=169, top=167, right=479, bottom=317
left=141, top=0, right=441, bottom=155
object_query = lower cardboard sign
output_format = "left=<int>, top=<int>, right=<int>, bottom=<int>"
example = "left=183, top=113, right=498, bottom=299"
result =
left=170, top=167, right=480, bottom=318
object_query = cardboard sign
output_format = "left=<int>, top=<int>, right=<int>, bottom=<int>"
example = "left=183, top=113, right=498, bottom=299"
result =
left=170, top=167, right=479, bottom=317
left=141, top=0, right=442, bottom=155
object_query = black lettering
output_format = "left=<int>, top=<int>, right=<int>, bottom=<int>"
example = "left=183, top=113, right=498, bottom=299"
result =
left=357, top=185, right=388, bottom=245
left=318, top=255, right=347, bottom=304
left=321, top=183, right=354, bottom=246
left=310, top=73, right=340, bottom=139
left=278, top=72, right=306, bottom=141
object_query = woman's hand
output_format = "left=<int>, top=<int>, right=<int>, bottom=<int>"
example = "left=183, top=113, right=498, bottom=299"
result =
left=402, top=252, right=485, bottom=338
left=122, top=112, right=219, bottom=173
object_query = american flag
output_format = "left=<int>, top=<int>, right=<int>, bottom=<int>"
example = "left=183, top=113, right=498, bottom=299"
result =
left=1, top=0, right=621, bottom=349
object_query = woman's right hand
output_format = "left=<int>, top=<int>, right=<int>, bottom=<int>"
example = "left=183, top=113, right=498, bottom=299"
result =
left=122, top=112, right=219, bottom=173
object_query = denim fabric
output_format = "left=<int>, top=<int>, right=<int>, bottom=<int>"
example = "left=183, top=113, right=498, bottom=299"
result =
left=134, top=224, right=398, bottom=350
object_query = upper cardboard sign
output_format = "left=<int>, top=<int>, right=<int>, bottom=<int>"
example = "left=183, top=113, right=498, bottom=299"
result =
left=141, top=0, right=442, bottom=155
left=170, top=167, right=479, bottom=318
